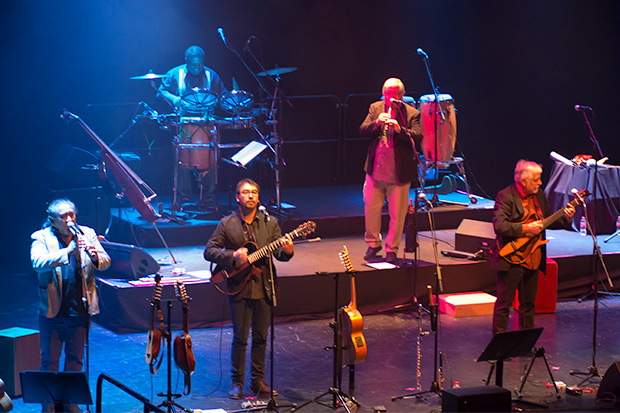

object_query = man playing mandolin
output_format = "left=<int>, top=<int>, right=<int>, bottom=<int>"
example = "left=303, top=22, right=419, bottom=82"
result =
left=491, top=160, right=575, bottom=335
left=204, top=178, right=294, bottom=400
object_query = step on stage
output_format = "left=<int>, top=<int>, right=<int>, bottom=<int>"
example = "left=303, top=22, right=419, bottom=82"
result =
left=93, top=185, right=620, bottom=334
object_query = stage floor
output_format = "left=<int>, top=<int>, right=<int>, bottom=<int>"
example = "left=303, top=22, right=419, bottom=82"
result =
left=4, top=185, right=620, bottom=411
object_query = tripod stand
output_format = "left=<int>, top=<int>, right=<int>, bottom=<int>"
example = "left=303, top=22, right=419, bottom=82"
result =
left=570, top=109, right=615, bottom=386
left=393, top=206, right=444, bottom=402
left=156, top=299, right=190, bottom=413
left=570, top=196, right=613, bottom=386
left=293, top=270, right=360, bottom=413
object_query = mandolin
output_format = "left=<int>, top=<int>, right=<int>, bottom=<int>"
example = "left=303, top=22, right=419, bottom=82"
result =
left=173, top=280, right=195, bottom=395
left=338, top=246, right=367, bottom=365
left=499, top=189, right=588, bottom=267
left=210, top=220, right=316, bottom=285
left=146, top=274, right=166, bottom=374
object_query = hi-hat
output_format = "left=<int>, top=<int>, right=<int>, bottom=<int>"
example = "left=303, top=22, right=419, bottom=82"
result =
left=130, top=71, right=165, bottom=80
left=257, top=67, right=297, bottom=77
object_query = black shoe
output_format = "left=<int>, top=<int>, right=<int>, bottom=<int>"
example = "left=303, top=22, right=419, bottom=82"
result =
left=250, top=380, right=278, bottom=397
left=364, top=246, right=382, bottom=260
left=228, top=382, right=243, bottom=399
left=386, top=251, right=398, bottom=264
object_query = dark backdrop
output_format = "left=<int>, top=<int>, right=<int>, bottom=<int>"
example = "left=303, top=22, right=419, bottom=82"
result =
left=3, top=0, right=620, bottom=269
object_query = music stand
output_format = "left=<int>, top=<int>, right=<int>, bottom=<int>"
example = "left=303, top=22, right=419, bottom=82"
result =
left=20, top=371, right=92, bottom=411
left=476, top=328, right=543, bottom=387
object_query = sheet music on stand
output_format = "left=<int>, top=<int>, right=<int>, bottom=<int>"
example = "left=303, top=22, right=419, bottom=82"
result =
left=226, top=140, right=268, bottom=168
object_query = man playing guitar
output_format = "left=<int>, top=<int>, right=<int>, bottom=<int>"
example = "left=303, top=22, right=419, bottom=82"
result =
left=491, top=160, right=575, bottom=335
left=204, top=178, right=294, bottom=400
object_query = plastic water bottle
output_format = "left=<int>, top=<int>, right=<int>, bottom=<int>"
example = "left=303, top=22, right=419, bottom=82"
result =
left=580, top=216, right=587, bottom=236
left=454, top=381, right=461, bottom=388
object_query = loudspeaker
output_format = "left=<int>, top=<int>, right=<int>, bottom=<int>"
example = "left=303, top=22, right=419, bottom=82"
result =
left=442, top=385, right=511, bottom=412
left=0, top=328, right=40, bottom=397
left=455, top=219, right=496, bottom=258
left=598, top=361, right=620, bottom=403
left=96, top=241, right=160, bottom=280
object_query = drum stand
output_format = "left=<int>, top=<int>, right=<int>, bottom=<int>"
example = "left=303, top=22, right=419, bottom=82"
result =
left=418, top=50, right=446, bottom=206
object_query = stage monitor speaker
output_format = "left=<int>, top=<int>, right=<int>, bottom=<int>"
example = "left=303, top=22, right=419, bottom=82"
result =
left=455, top=219, right=495, bottom=257
left=97, top=240, right=160, bottom=280
left=442, top=385, right=511, bottom=412
left=598, top=361, right=620, bottom=404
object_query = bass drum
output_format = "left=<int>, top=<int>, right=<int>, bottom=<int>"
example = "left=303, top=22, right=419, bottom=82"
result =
left=178, top=121, right=216, bottom=171
left=419, top=94, right=457, bottom=164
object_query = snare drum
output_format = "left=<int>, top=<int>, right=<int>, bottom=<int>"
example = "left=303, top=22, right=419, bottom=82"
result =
left=177, top=119, right=216, bottom=170
left=419, top=94, right=457, bottom=164
left=180, top=87, right=218, bottom=115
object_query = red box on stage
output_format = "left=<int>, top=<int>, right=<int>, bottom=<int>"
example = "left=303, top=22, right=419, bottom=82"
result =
left=514, top=258, right=558, bottom=313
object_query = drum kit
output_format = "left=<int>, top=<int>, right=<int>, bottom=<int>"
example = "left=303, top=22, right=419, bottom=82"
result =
left=130, top=67, right=298, bottom=209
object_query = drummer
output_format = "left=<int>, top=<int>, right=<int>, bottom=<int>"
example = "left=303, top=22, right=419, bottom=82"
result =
left=159, top=45, right=227, bottom=207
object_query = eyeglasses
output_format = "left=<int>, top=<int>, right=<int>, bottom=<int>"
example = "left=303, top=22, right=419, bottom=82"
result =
left=239, top=190, right=259, bottom=195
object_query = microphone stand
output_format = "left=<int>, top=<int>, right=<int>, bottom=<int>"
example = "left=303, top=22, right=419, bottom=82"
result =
left=570, top=177, right=614, bottom=386
left=393, top=203, right=444, bottom=402
left=418, top=51, right=445, bottom=206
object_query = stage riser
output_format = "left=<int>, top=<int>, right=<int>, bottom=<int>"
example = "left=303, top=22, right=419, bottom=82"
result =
left=110, top=207, right=494, bottom=248
left=94, top=260, right=498, bottom=334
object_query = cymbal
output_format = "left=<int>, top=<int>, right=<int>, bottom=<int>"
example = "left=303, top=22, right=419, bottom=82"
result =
left=130, top=71, right=165, bottom=80
left=257, top=66, right=297, bottom=77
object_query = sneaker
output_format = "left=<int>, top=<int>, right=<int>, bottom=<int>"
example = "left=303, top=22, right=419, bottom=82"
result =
left=363, top=246, right=382, bottom=260
left=228, top=382, right=243, bottom=399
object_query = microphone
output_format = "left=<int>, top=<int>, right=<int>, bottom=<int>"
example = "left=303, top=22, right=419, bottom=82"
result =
left=141, top=102, right=158, bottom=116
left=419, top=192, right=433, bottom=208
left=67, top=219, right=84, bottom=235
left=574, top=104, right=592, bottom=111
left=390, top=98, right=404, bottom=104
left=243, top=36, right=253, bottom=52
left=217, top=28, right=228, bottom=46
left=417, top=48, right=429, bottom=59
left=258, top=205, right=270, bottom=222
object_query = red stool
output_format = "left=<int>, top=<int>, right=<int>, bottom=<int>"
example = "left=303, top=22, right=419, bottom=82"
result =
left=514, top=258, right=558, bottom=314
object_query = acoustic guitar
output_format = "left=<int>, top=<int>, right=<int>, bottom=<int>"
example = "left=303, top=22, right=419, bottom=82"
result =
left=173, top=280, right=195, bottom=395
left=338, top=246, right=367, bottom=365
left=499, top=189, right=588, bottom=267
left=146, top=274, right=166, bottom=374
left=210, top=220, right=316, bottom=285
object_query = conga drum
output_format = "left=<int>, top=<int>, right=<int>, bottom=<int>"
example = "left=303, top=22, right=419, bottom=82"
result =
left=178, top=119, right=216, bottom=171
left=419, top=94, right=457, bottom=164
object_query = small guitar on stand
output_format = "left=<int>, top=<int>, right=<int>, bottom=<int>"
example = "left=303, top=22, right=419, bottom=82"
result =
left=338, top=246, right=367, bottom=365
left=499, top=189, right=589, bottom=266
left=173, top=280, right=196, bottom=395
left=146, top=274, right=166, bottom=374
left=210, top=220, right=316, bottom=286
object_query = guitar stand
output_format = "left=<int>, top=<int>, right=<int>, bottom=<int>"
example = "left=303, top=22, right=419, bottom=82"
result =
left=292, top=271, right=359, bottom=412
left=157, top=300, right=190, bottom=413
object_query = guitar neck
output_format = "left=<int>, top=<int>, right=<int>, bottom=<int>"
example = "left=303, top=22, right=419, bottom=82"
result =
left=348, top=272, right=357, bottom=310
left=542, top=198, right=578, bottom=230
left=247, top=230, right=295, bottom=264
left=182, top=304, right=189, bottom=334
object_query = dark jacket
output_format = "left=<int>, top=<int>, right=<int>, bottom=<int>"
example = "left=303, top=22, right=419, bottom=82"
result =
left=204, top=211, right=293, bottom=301
left=491, top=184, right=571, bottom=273
left=359, top=100, right=423, bottom=184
